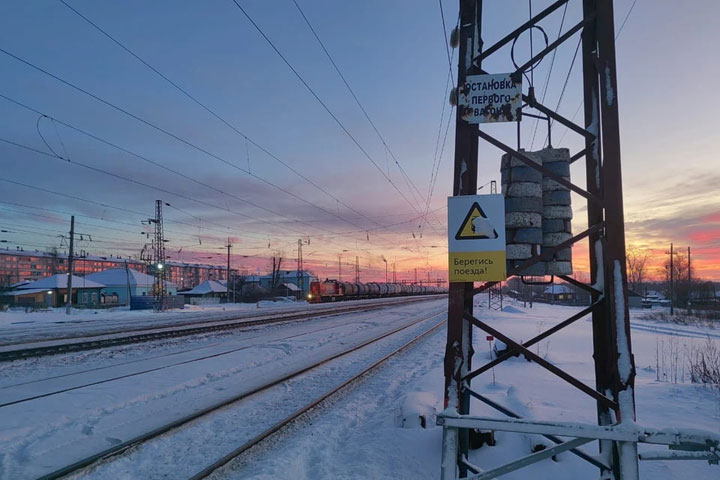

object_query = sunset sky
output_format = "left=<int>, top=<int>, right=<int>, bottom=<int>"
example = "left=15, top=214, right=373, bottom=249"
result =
left=0, top=0, right=717, bottom=283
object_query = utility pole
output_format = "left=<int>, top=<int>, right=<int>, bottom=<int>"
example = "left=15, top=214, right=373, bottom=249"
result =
left=297, top=238, right=309, bottom=297
left=392, top=259, right=397, bottom=283
left=355, top=256, right=360, bottom=283
left=666, top=243, right=675, bottom=315
left=687, top=246, right=691, bottom=315
left=124, top=260, right=132, bottom=307
left=65, top=216, right=74, bottom=314
left=414, top=268, right=418, bottom=284
left=442, top=2, right=480, bottom=477
left=338, top=254, right=342, bottom=281
left=226, top=238, right=232, bottom=303
left=382, top=256, right=388, bottom=283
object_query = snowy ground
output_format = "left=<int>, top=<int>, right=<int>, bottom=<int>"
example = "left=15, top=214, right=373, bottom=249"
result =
left=1, top=299, right=718, bottom=479
left=216, top=301, right=720, bottom=480
left=0, top=295, right=440, bottom=345
left=0, top=299, right=447, bottom=479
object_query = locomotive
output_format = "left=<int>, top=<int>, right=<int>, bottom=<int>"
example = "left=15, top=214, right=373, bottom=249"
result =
left=307, top=280, right=446, bottom=303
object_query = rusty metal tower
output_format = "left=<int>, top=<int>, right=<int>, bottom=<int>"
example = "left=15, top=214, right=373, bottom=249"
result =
left=439, top=1, right=718, bottom=479
left=152, top=199, right=166, bottom=311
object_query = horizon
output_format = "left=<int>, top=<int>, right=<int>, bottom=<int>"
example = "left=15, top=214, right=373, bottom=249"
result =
left=0, top=0, right=718, bottom=284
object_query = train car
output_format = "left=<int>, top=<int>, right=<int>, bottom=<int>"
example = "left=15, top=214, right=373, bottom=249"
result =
left=308, top=279, right=447, bottom=303
left=308, top=280, right=343, bottom=303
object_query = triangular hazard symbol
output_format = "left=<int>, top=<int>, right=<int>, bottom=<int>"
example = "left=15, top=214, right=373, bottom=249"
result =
left=455, top=202, right=499, bottom=240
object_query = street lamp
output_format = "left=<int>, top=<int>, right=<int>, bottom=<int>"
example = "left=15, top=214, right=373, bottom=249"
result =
left=382, top=256, right=388, bottom=283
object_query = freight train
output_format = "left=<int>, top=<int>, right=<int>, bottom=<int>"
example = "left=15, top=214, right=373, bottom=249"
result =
left=307, top=280, right=446, bottom=303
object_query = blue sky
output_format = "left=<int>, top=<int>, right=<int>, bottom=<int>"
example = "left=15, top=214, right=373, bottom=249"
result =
left=0, top=0, right=718, bottom=281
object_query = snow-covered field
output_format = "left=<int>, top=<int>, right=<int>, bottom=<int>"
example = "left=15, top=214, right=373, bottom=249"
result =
left=0, top=296, right=440, bottom=345
left=1, top=299, right=718, bottom=479
left=0, top=299, right=447, bottom=479
left=219, top=301, right=720, bottom=480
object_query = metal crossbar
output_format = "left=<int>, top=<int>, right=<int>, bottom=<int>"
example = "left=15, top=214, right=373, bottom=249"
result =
left=513, top=17, right=592, bottom=75
left=464, top=312, right=618, bottom=410
left=477, top=130, right=603, bottom=206
left=472, top=224, right=604, bottom=296
left=466, top=438, right=593, bottom=480
left=462, top=303, right=598, bottom=381
left=464, top=387, right=609, bottom=470
left=477, top=0, right=570, bottom=62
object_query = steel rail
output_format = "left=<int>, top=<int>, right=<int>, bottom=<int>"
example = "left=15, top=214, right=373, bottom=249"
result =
left=0, top=295, right=443, bottom=362
left=1, top=307, right=445, bottom=408
left=188, top=317, right=448, bottom=480
left=34, top=310, right=447, bottom=480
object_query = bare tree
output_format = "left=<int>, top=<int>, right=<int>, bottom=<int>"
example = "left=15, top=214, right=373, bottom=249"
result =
left=269, top=255, right=283, bottom=291
left=626, top=248, right=649, bottom=293
left=661, top=251, right=695, bottom=305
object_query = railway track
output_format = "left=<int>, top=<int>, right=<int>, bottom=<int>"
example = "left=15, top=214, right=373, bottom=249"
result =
left=32, top=309, right=446, bottom=480
left=0, top=295, right=443, bottom=362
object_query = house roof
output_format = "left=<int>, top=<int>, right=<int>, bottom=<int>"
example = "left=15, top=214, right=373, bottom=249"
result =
left=84, top=268, right=177, bottom=288
left=260, top=270, right=317, bottom=280
left=183, top=280, right=227, bottom=295
left=544, top=284, right=573, bottom=294
left=18, top=274, right=105, bottom=290
left=5, top=288, right=52, bottom=296
left=278, top=282, right=300, bottom=291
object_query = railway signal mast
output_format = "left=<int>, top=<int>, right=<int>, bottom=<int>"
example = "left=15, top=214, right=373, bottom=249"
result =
left=439, top=1, right=719, bottom=479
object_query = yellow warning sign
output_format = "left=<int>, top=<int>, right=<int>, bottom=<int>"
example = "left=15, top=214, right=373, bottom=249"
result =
left=455, top=202, right=499, bottom=240
left=448, top=195, right=506, bottom=283
left=448, top=251, right=507, bottom=282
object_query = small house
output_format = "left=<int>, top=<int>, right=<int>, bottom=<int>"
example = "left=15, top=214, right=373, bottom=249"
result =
left=182, top=280, right=227, bottom=305
left=543, top=284, right=574, bottom=304
left=4, top=273, right=105, bottom=308
left=85, top=268, right=178, bottom=305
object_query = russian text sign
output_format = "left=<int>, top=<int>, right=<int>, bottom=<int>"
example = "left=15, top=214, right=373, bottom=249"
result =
left=448, top=194, right=506, bottom=282
left=459, top=73, right=522, bottom=124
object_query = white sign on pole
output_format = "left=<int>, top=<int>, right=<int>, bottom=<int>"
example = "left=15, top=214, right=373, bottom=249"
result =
left=459, top=73, right=522, bottom=124
left=447, top=194, right=506, bottom=282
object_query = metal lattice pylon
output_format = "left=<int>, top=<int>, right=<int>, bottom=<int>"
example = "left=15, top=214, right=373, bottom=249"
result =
left=440, top=1, right=718, bottom=479
left=152, top=199, right=166, bottom=311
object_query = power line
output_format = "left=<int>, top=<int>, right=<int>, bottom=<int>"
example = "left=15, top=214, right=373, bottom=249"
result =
left=1, top=93, right=422, bottom=250
left=543, top=35, right=581, bottom=147
left=0, top=47, right=398, bottom=239
left=555, top=0, right=639, bottom=145
left=290, top=0, right=431, bottom=221
left=228, top=0, right=424, bottom=217
left=57, top=0, right=386, bottom=230
left=530, top=1, right=568, bottom=150
left=0, top=136, right=316, bottom=237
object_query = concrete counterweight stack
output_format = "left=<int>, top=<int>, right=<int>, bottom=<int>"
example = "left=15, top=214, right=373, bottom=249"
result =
left=501, top=147, right=573, bottom=277
left=541, top=148, right=573, bottom=275
left=501, top=150, right=545, bottom=276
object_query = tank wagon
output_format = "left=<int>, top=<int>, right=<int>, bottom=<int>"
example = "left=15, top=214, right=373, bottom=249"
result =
left=307, top=280, right=446, bottom=303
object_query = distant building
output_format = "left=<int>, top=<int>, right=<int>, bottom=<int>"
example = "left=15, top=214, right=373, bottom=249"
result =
left=543, top=284, right=574, bottom=303
left=2, top=273, right=105, bottom=308
left=259, top=270, right=317, bottom=297
left=182, top=279, right=227, bottom=299
left=84, top=268, right=178, bottom=305
left=0, top=248, right=226, bottom=290
left=627, top=289, right=643, bottom=309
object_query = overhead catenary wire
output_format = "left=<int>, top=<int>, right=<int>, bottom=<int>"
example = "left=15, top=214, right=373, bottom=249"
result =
left=56, top=0, right=389, bottom=231
left=0, top=48, right=403, bottom=241
left=290, top=0, right=434, bottom=227
left=228, top=0, right=426, bottom=219
left=0, top=93, right=418, bottom=250
left=555, top=0, right=639, bottom=146
left=529, top=0, right=568, bottom=150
